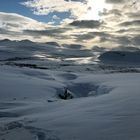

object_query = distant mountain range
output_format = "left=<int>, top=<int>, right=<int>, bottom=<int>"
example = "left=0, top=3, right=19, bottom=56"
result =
left=0, top=39, right=37, bottom=47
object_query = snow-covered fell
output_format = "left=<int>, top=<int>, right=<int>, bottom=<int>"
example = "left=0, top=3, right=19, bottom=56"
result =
left=0, top=40, right=140, bottom=140
left=99, top=51, right=140, bottom=65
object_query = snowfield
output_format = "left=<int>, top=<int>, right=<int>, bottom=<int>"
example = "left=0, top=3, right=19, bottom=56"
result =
left=0, top=40, right=140, bottom=140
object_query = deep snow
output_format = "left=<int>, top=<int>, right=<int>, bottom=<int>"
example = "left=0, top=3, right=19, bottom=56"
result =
left=0, top=40, right=140, bottom=140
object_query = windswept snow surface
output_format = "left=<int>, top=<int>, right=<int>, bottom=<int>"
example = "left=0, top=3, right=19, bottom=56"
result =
left=0, top=41, right=140, bottom=140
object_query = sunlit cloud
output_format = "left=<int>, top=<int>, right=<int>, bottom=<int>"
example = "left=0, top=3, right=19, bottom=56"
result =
left=21, top=0, right=112, bottom=21
left=0, top=0, right=139, bottom=49
left=0, top=12, right=49, bottom=31
left=81, top=0, right=112, bottom=20
left=21, top=0, right=88, bottom=20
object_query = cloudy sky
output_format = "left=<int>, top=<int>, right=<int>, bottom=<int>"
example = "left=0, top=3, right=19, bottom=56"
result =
left=0, top=0, right=139, bottom=48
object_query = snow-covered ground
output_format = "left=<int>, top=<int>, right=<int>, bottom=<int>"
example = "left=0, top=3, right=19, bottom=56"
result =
left=0, top=40, right=140, bottom=140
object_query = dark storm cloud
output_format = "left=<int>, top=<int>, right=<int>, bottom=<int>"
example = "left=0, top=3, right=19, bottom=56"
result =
left=115, top=36, right=132, bottom=45
left=62, top=44, right=84, bottom=49
left=119, top=20, right=140, bottom=26
left=106, top=0, right=126, bottom=4
left=103, top=35, right=138, bottom=48
left=0, top=28, right=10, bottom=34
left=24, top=27, right=70, bottom=37
left=23, top=27, right=73, bottom=41
left=107, top=35, right=140, bottom=47
left=69, top=20, right=102, bottom=28
left=131, top=35, right=140, bottom=46
left=0, top=28, right=21, bottom=36
left=72, top=31, right=110, bottom=41
left=100, top=9, right=122, bottom=16
left=116, top=28, right=140, bottom=33
left=64, top=0, right=87, bottom=2
left=126, top=12, right=140, bottom=19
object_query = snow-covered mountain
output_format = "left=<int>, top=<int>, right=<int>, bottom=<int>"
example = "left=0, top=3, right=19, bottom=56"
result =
left=0, top=39, right=37, bottom=47
left=45, top=41, right=61, bottom=47
left=99, top=51, right=140, bottom=65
